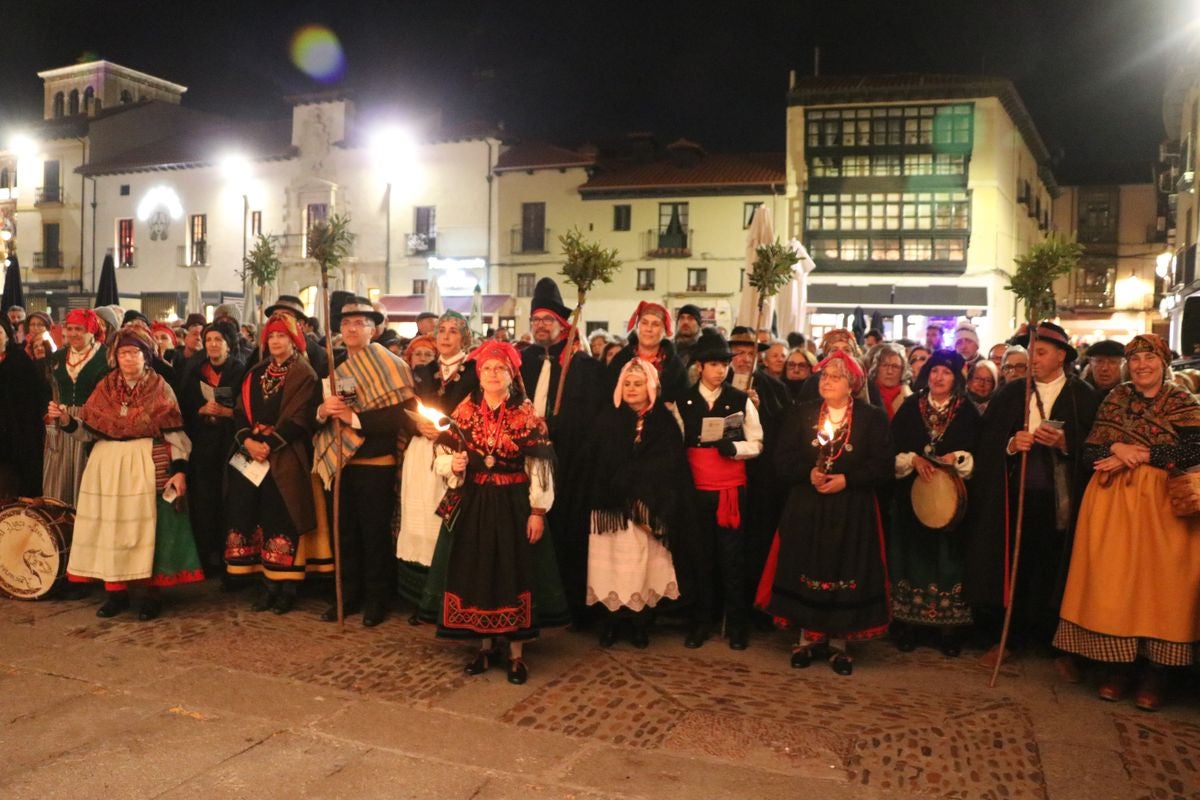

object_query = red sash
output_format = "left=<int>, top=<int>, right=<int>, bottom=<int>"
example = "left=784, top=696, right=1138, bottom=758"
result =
left=687, top=447, right=746, bottom=529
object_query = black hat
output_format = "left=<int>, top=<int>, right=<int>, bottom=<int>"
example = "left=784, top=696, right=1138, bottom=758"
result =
left=376, top=328, right=402, bottom=349
left=183, top=313, right=207, bottom=330
left=1032, top=320, right=1078, bottom=362
left=1086, top=339, right=1125, bottom=359
left=340, top=296, right=384, bottom=326
left=530, top=277, right=571, bottom=322
left=729, top=325, right=768, bottom=352
left=917, top=348, right=966, bottom=394
left=264, top=294, right=309, bottom=321
left=201, top=319, right=239, bottom=353
left=691, top=329, right=733, bottom=363
left=676, top=304, right=703, bottom=324
left=122, top=309, right=151, bottom=327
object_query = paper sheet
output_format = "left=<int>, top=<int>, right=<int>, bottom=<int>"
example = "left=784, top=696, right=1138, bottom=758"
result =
left=230, top=452, right=270, bottom=486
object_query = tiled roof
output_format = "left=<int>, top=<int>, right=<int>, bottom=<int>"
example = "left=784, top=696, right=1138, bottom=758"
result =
left=78, top=118, right=295, bottom=176
left=494, top=142, right=595, bottom=172
left=580, top=153, right=785, bottom=192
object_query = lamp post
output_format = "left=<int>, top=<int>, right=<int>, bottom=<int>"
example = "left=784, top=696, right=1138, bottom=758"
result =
left=220, top=154, right=253, bottom=321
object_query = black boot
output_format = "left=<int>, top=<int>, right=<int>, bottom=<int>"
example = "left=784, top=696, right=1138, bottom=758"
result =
left=271, top=582, right=297, bottom=615
left=96, top=590, right=130, bottom=618
left=630, top=614, right=650, bottom=649
left=137, top=590, right=162, bottom=621
left=598, top=614, right=618, bottom=648
left=251, top=581, right=277, bottom=612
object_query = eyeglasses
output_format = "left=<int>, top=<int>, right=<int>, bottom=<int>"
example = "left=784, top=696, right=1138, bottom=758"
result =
left=785, top=363, right=808, bottom=371
left=878, top=363, right=902, bottom=371
left=529, top=315, right=559, bottom=325
left=340, top=319, right=373, bottom=329
left=1001, top=364, right=1028, bottom=374
left=479, top=364, right=511, bottom=375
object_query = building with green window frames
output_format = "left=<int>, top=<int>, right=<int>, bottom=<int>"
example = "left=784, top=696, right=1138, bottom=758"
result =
left=785, top=75, right=1057, bottom=348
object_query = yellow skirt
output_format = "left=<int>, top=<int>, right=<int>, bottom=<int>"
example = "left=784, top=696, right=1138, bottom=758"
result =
left=1057, top=467, right=1200, bottom=662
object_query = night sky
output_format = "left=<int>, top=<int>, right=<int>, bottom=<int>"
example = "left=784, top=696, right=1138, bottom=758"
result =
left=0, top=0, right=1188, bottom=177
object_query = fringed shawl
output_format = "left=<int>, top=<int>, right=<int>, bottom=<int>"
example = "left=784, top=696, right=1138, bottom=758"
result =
left=1086, top=382, right=1200, bottom=449
left=77, top=368, right=184, bottom=441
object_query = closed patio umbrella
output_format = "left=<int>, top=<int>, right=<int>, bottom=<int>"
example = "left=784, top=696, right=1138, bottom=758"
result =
left=1, top=253, right=24, bottom=311
left=94, top=254, right=119, bottom=307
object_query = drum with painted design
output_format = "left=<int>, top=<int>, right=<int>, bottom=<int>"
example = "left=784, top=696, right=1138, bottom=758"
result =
left=0, top=497, right=75, bottom=600
left=910, top=465, right=967, bottom=533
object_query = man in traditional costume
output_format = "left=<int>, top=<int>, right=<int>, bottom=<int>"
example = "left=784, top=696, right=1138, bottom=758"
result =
left=678, top=329, right=763, bottom=650
left=313, top=297, right=416, bottom=626
left=42, top=308, right=109, bottom=505
left=967, top=321, right=1098, bottom=666
left=1081, top=339, right=1124, bottom=402
left=518, top=277, right=606, bottom=627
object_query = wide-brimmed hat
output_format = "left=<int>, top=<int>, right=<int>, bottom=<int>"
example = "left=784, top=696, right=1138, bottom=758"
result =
left=690, top=329, right=732, bottom=363
left=339, top=296, right=384, bottom=326
left=1031, top=321, right=1077, bottom=362
left=729, top=325, right=767, bottom=352
left=264, top=294, right=309, bottom=321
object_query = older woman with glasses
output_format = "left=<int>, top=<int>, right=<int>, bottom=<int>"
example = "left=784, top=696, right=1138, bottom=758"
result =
left=907, top=346, right=931, bottom=387
left=869, top=344, right=911, bottom=421
left=782, top=348, right=818, bottom=402
left=999, top=345, right=1029, bottom=385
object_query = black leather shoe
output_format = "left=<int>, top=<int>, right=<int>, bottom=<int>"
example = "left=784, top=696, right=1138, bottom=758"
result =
left=630, top=625, right=650, bottom=650
left=96, top=592, right=130, bottom=618
left=830, top=653, right=854, bottom=676
left=270, top=585, right=296, bottom=615
left=250, top=585, right=275, bottom=612
left=939, top=635, right=962, bottom=658
left=320, top=602, right=361, bottom=622
left=598, top=619, right=618, bottom=648
left=728, top=625, right=749, bottom=651
left=137, top=597, right=162, bottom=621
left=790, top=647, right=812, bottom=669
left=465, top=651, right=494, bottom=675
left=895, top=627, right=918, bottom=653
left=684, top=626, right=709, bottom=649
left=362, top=600, right=388, bottom=627
left=407, top=612, right=422, bottom=626
left=507, top=658, right=528, bottom=685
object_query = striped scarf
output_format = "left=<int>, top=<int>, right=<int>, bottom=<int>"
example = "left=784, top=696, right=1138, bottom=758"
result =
left=313, top=342, right=414, bottom=488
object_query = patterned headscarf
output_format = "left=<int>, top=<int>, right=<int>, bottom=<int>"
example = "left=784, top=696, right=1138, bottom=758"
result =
left=107, top=324, right=156, bottom=367
left=402, top=334, right=437, bottom=366
left=261, top=311, right=307, bottom=354
left=626, top=301, right=673, bottom=337
left=816, top=349, right=865, bottom=394
left=819, top=328, right=862, bottom=359
left=437, top=310, right=472, bottom=350
left=150, top=321, right=177, bottom=347
left=1125, top=334, right=1172, bottom=380
left=64, top=308, right=100, bottom=336
left=612, top=357, right=660, bottom=409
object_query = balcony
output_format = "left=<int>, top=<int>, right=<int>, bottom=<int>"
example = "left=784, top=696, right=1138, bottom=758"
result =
left=643, top=228, right=693, bottom=258
left=406, top=232, right=437, bottom=256
left=509, top=227, right=551, bottom=255
left=1072, top=289, right=1113, bottom=309
left=33, top=251, right=62, bottom=269
left=35, top=185, right=63, bottom=206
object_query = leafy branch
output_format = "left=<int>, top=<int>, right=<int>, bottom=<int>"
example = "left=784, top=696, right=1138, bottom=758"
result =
left=236, top=233, right=282, bottom=288
left=748, top=239, right=799, bottom=299
left=308, top=213, right=356, bottom=278
left=1006, top=234, right=1083, bottom=324
left=558, top=227, right=621, bottom=301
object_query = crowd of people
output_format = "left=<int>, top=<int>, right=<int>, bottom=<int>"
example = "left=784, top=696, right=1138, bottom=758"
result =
left=0, top=282, right=1197, bottom=707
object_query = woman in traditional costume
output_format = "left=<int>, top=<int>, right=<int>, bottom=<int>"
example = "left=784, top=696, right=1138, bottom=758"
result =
left=586, top=358, right=691, bottom=648
left=42, top=309, right=109, bottom=505
left=396, top=311, right=476, bottom=619
left=223, top=312, right=321, bottom=613
left=0, top=317, right=48, bottom=498
left=420, top=340, right=568, bottom=684
left=607, top=301, right=688, bottom=404
left=889, top=350, right=979, bottom=656
left=758, top=350, right=893, bottom=675
left=49, top=325, right=203, bottom=619
left=1054, top=334, right=1200, bottom=711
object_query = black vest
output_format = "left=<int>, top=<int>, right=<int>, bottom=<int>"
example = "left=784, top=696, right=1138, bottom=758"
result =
left=678, top=383, right=749, bottom=447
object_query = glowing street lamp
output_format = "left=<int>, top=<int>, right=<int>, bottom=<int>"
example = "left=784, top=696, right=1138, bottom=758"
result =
left=368, top=125, right=421, bottom=294
left=219, top=153, right=253, bottom=319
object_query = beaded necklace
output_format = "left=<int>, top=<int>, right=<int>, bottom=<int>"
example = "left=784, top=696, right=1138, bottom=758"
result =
left=116, top=371, right=145, bottom=417
left=479, top=396, right=508, bottom=469
left=918, top=393, right=959, bottom=456
left=812, top=400, right=854, bottom=471
left=260, top=354, right=296, bottom=400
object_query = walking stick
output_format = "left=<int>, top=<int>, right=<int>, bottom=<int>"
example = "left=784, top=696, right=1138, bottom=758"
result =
left=989, top=326, right=1038, bottom=688
left=321, top=274, right=345, bottom=628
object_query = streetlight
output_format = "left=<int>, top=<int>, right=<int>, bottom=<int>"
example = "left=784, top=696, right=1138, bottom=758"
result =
left=368, top=125, right=420, bottom=295
left=219, top=153, right=253, bottom=319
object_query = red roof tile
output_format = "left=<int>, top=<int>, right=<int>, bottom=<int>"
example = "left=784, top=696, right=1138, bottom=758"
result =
left=580, top=153, right=784, bottom=192
left=494, top=142, right=595, bottom=172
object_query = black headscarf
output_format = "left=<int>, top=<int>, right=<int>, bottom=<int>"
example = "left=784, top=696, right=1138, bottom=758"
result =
left=913, top=348, right=965, bottom=395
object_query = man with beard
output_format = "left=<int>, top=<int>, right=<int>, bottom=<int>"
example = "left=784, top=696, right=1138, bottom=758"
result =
left=674, top=304, right=703, bottom=365
left=519, top=277, right=606, bottom=627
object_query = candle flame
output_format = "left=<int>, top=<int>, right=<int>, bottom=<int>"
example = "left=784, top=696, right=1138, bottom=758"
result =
left=416, top=401, right=451, bottom=431
left=816, top=418, right=836, bottom=446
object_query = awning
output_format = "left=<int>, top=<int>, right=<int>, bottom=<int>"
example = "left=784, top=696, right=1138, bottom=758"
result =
left=379, top=294, right=513, bottom=321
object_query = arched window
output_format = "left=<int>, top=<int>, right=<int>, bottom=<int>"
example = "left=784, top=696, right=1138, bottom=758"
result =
left=83, top=86, right=94, bottom=113
left=119, top=90, right=132, bottom=104
left=52, top=92, right=64, bottom=118
left=68, top=89, right=79, bottom=115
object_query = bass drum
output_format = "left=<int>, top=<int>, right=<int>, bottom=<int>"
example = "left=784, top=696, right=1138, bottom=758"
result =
left=0, top=497, right=75, bottom=600
left=910, top=465, right=967, bottom=533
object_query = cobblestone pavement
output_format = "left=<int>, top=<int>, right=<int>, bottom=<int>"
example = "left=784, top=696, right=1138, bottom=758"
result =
left=2, top=583, right=1199, bottom=799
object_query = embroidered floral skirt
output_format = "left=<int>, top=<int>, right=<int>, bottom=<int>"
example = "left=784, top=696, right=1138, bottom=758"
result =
left=420, top=482, right=569, bottom=640
left=759, top=484, right=890, bottom=640
left=224, top=468, right=332, bottom=582
left=586, top=520, right=680, bottom=613
left=888, top=478, right=972, bottom=628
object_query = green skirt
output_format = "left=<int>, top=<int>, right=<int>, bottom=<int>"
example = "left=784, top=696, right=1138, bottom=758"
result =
left=149, top=498, right=205, bottom=587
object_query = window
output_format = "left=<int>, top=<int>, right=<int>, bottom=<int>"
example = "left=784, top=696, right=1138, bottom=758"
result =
left=806, top=191, right=969, bottom=233
left=41, top=223, right=60, bottom=268
left=843, top=156, right=869, bottom=176
left=933, top=238, right=966, bottom=261
left=743, top=202, right=763, bottom=229
left=412, top=279, right=427, bottom=295
left=636, top=268, right=655, bottom=291
left=934, top=154, right=965, bottom=175
left=872, top=155, right=901, bottom=176
left=613, top=204, right=631, bottom=231
left=657, top=202, right=689, bottom=250
left=903, top=238, right=933, bottom=261
left=413, top=205, right=437, bottom=253
left=250, top=211, right=262, bottom=237
left=52, top=92, right=64, bottom=118
left=68, top=89, right=79, bottom=116
left=83, top=86, right=94, bottom=113
left=871, top=113, right=903, bottom=146
left=516, top=273, right=536, bottom=297
left=520, top=202, right=546, bottom=252
left=687, top=268, right=707, bottom=292
left=869, top=238, right=901, bottom=261
left=117, top=218, right=134, bottom=266
left=840, top=239, right=869, bottom=260
left=810, top=157, right=840, bottom=178
left=41, top=160, right=61, bottom=203
left=904, top=107, right=935, bottom=144
left=306, top=203, right=328, bottom=232
left=933, top=105, right=973, bottom=145
left=189, top=214, right=207, bottom=265
left=904, top=154, right=933, bottom=175
left=119, top=184, right=130, bottom=196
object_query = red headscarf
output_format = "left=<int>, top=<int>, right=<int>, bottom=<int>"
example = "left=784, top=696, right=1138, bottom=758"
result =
left=469, top=339, right=523, bottom=374
left=817, top=349, right=865, bottom=394
left=403, top=334, right=437, bottom=366
left=260, top=312, right=307, bottom=354
left=150, top=321, right=177, bottom=346
left=626, top=301, right=673, bottom=337
left=64, top=308, right=100, bottom=336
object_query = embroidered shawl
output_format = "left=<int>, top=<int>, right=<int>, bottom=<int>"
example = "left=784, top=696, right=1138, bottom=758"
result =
left=1086, top=382, right=1200, bottom=448
left=77, top=368, right=184, bottom=440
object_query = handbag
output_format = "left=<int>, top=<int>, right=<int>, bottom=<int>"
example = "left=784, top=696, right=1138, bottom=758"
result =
left=1166, top=468, right=1200, bottom=518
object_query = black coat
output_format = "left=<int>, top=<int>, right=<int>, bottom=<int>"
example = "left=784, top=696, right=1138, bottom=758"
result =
left=964, top=375, right=1098, bottom=609
left=0, top=346, right=48, bottom=497
left=606, top=334, right=689, bottom=405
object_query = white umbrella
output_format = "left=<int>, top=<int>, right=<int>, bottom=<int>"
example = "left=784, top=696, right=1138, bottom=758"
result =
left=737, top=205, right=777, bottom=330
left=242, top=266, right=256, bottom=324
left=468, top=283, right=484, bottom=337
left=775, top=239, right=817, bottom=336
left=187, top=268, right=202, bottom=315
left=425, top=272, right=444, bottom=316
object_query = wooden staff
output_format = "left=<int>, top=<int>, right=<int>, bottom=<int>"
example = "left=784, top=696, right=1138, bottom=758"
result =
left=989, top=325, right=1038, bottom=688
left=321, top=272, right=345, bottom=628
left=552, top=289, right=585, bottom=417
